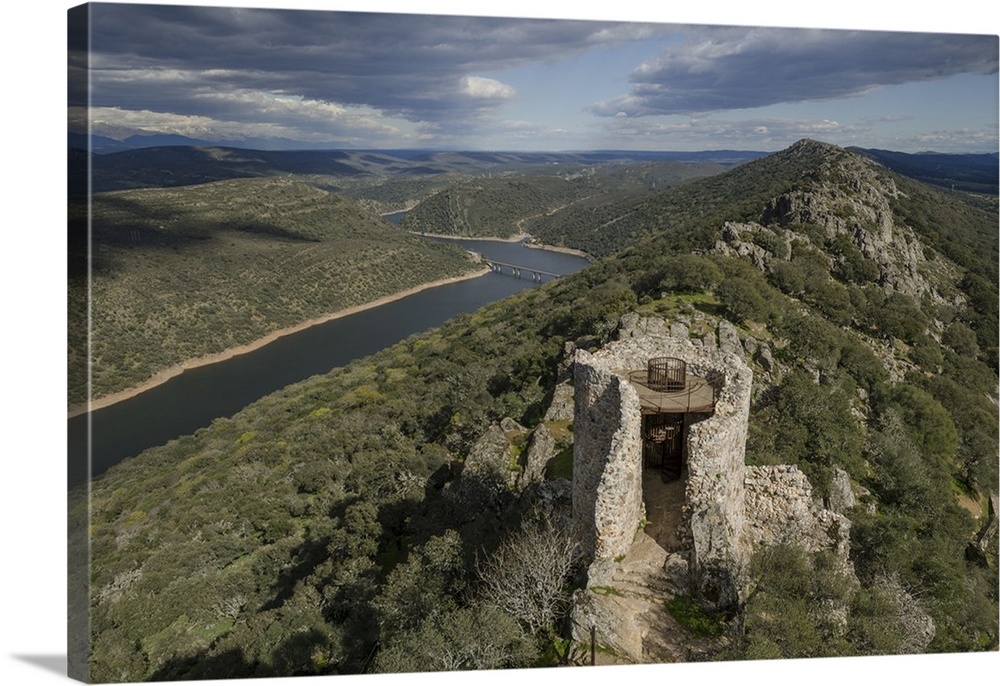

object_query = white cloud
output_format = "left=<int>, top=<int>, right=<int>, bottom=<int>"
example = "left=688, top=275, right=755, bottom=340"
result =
left=601, top=115, right=858, bottom=148
left=460, top=76, right=517, bottom=102
left=74, top=104, right=418, bottom=147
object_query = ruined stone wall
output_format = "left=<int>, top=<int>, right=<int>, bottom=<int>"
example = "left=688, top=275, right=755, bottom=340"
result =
left=683, top=354, right=753, bottom=606
left=572, top=356, right=644, bottom=584
left=570, top=315, right=868, bottom=660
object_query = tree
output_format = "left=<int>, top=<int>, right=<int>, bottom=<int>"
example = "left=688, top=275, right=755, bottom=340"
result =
left=373, top=603, right=536, bottom=673
left=716, top=276, right=771, bottom=323
left=735, top=545, right=855, bottom=660
left=942, top=321, right=980, bottom=357
left=476, top=517, right=580, bottom=636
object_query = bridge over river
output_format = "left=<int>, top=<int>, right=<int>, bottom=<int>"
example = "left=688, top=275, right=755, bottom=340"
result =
left=482, top=258, right=562, bottom=281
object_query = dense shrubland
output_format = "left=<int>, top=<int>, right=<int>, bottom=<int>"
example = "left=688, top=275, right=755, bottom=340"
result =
left=400, top=176, right=597, bottom=238
left=68, top=177, right=476, bottom=407
left=80, top=142, right=998, bottom=678
left=400, top=161, right=732, bottom=240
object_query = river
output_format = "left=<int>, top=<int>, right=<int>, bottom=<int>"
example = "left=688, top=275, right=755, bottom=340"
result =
left=68, top=237, right=589, bottom=489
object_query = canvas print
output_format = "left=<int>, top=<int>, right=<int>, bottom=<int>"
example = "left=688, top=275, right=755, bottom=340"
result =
left=67, top=2, right=999, bottom=682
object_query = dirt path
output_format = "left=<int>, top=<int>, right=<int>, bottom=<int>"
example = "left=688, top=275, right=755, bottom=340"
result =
left=642, top=467, right=687, bottom=552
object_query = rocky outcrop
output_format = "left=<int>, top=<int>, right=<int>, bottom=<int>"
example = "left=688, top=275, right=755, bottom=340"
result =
left=520, top=423, right=556, bottom=486
left=543, top=381, right=575, bottom=422
left=744, top=465, right=852, bottom=569
left=967, top=492, right=998, bottom=568
left=570, top=533, right=724, bottom=663
left=714, top=221, right=780, bottom=270
left=827, top=467, right=857, bottom=514
left=463, top=422, right=516, bottom=484
left=871, top=574, right=936, bottom=653
left=712, top=143, right=966, bottom=312
left=533, top=477, right=573, bottom=535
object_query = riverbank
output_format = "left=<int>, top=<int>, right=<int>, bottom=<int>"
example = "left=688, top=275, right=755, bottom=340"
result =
left=68, top=266, right=491, bottom=419
left=523, top=240, right=591, bottom=259
left=412, top=231, right=591, bottom=259
left=410, top=230, right=531, bottom=243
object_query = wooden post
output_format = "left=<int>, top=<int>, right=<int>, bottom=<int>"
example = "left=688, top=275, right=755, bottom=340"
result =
left=590, top=625, right=596, bottom=666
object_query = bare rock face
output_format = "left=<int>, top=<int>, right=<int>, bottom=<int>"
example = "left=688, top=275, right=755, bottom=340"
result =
left=872, top=574, right=936, bottom=653
left=670, top=321, right=690, bottom=341
left=711, top=143, right=964, bottom=313
left=714, top=222, right=774, bottom=270
left=967, top=491, right=998, bottom=568
left=463, top=422, right=518, bottom=489
left=754, top=345, right=774, bottom=373
left=760, top=149, right=955, bottom=305
left=570, top=534, right=726, bottom=663
left=520, top=422, right=556, bottom=486
left=543, top=380, right=575, bottom=422
left=743, top=465, right=853, bottom=569
left=827, top=467, right=857, bottom=514
left=499, top=417, right=526, bottom=434
left=717, top=319, right=741, bottom=355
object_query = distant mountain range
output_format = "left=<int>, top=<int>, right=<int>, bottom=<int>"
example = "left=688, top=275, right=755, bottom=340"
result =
left=67, top=133, right=999, bottom=197
left=69, top=143, right=771, bottom=195
left=850, top=147, right=999, bottom=194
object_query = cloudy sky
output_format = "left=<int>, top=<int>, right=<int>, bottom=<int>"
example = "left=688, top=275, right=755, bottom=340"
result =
left=68, top=1, right=998, bottom=153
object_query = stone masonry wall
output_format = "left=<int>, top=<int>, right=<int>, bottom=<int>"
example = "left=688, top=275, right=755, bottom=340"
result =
left=572, top=356, right=644, bottom=585
left=684, top=356, right=753, bottom=606
left=570, top=315, right=865, bottom=660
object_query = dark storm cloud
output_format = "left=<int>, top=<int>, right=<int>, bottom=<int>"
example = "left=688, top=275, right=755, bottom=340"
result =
left=590, top=26, right=999, bottom=116
left=86, top=3, right=666, bottom=123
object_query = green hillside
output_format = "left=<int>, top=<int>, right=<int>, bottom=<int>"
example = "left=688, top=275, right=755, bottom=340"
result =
left=399, top=161, right=732, bottom=239
left=68, top=177, right=476, bottom=407
left=76, top=141, right=998, bottom=679
left=399, top=175, right=598, bottom=238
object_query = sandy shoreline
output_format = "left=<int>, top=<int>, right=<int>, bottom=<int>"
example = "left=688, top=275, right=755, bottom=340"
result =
left=413, top=231, right=591, bottom=259
left=68, top=266, right=490, bottom=419
left=410, top=231, right=531, bottom=243
left=523, top=241, right=591, bottom=259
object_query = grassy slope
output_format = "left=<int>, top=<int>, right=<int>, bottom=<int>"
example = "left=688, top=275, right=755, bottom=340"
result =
left=68, top=177, right=476, bottom=406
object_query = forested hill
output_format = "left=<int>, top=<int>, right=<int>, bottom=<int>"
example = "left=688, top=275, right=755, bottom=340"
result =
left=398, top=161, right=733, bottom=239
left=67, top=177, right=476, bottom=408
left=77, top=140, right=998, bottom=680
left=525, top=139, right=1000, bottom=265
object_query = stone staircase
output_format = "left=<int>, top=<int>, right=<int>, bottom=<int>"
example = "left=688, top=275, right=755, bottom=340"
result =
left=573, top=532, right=727, bottom=664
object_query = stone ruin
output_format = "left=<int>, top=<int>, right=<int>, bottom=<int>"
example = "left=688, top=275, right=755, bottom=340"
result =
left=569, top=316, right=854, bottom=659
left=571, top=319, right=755, bottom=605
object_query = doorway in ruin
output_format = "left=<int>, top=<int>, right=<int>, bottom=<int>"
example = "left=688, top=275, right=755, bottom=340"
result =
left=641, top=412, right=688, bottom=551
left=626, top=357, right=717, bottom=553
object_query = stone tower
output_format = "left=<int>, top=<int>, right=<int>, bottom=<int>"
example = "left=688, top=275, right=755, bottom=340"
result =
left=571, top=321, right=754, bottom=606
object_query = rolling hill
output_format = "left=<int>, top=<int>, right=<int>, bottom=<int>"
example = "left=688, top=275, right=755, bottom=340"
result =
left=68, top=177, right=477, bottom=408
